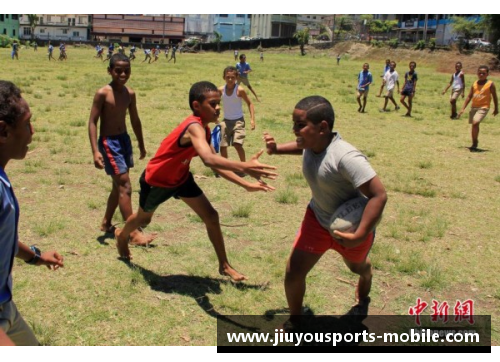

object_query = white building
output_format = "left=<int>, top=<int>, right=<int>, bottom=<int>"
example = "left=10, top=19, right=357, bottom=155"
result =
left=19, top=14, right=90, bottom=42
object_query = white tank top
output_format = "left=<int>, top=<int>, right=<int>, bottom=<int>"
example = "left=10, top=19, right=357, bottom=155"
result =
left=452, top=71, right=464, bottom=91
left=222, top=85, right=243, bottom=120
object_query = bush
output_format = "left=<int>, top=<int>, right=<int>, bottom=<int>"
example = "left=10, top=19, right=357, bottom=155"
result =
left=370, top=40, right=384, bottom=48
left=387, top=38, right=399, bottom=48
left=414, top=40, right=426, bottom=50
left=0, top=35, right=11, bottom=48
left=429, top=38, right=436, bottom=50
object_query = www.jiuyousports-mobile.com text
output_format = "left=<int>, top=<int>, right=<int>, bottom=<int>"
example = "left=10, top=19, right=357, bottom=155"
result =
left=225, top=328, right=480, bottom=346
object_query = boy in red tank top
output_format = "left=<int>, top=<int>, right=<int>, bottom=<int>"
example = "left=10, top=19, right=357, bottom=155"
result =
left=115, top=81, right=277, bottom=281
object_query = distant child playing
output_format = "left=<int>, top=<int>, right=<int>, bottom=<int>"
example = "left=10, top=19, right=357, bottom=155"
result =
left=236, top=54, right=259, bottom=102
left=218, top=66, right=255, bottom=164
left=115, top=81, right=277, bottom=281
left=442, top=61, right=465, bottom=119
left=400, top=61, right=418, bottom=117
left=356, top=63, right=373, bottom=113
left=380, top=61, right=400, bottom=112
left=376, top=59, right=391, bottom=97
left=458, top=65, right=498, bottom=151
left=88, top=53, right=154, bottom=246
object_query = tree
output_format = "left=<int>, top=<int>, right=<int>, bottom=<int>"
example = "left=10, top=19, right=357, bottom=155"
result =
left=293, top=28, right=310, bottom=56
left=481, top=14, right=500, bottom=57
left=451, top=16, right=485, bottom=49
left=27, top=14, right=39, bottom=42
left=212, top=31, right=222, bottom=53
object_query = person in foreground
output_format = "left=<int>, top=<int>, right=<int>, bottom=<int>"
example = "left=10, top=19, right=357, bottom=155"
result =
left=115, top=81, right=277, bottom=282
left=0, top=80, right=64, bottom=345
left=264, top=96, right=387, bottom=320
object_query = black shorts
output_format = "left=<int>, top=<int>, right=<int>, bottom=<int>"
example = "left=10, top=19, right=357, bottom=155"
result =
left=401, top=89, right=414, bottom=96
left=139, top=171, right=203, bottom=212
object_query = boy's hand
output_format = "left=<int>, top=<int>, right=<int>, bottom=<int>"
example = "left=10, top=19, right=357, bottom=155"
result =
left=263, top=133, right=277, bottom=155
left=251, top=120, right=256, bottom=130
left=38, top=251, right=64, bottom=270
left=244, top=150, right=278, bottom=180
left=332, top=230, right=367, bottom=249
left=493, top=109, right=498, bottom=116
left=93, top=151, right=104, bottom=169
left=244, top=180, right=275, bottom=193
left=457, top=111, right=464, bottom=119
left=139, top=147, right=147, bottom=160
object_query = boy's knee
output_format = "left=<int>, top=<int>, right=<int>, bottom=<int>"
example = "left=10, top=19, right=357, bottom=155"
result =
left=203, top=208, right=220, bottom=225
left=348, top=260, right=372, bottom=276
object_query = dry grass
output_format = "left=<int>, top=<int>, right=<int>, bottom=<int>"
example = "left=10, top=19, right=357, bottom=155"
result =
left=2, top=44, right=499, bottom=345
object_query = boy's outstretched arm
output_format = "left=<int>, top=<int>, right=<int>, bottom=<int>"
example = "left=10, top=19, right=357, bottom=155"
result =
left=239, top=87, right=256, bottom=130
left=88, top=90, right=105, bottom=169
left=442, top=75, right=453, bottom=95
left=491, top=83, right=498, bottom=116
left=187, top=124, right=278, bottom=180
left=333, top=176, right=387, bottom=248
left=17, top=241, right=64, bottom=270
left=264, top=132, right=302, bottom=155
left=128, top=89, right=147, bottom=159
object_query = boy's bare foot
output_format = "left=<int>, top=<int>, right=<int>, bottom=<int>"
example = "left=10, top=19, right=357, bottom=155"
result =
left=115, top=228, right=132, bottom=260
left=220, top=265, right=247, bottom=282
left=129, top=230, right=157, bottom=246
left=100, top=221, right=116, bottom=234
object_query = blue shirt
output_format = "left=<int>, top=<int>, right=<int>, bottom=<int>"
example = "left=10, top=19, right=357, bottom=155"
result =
left=0, top=168, right=19, bottom=305
left=358, top=70, right=373, bottom=91
left=236, top=62, right=251, bottom=78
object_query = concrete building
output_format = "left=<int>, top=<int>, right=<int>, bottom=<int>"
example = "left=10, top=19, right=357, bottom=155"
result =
left=19, top=14, right=90, bottom=41
left=250, top=15, right=297, bottom=39
left=0, top=14, right=20, bottom=38
left=214, top=14, right=251, bottom=42
left=297, top=15, right=329, bottom=37
left=91, top=14, right=184, bottom=44
left=396, top=14, right=484, bottom=45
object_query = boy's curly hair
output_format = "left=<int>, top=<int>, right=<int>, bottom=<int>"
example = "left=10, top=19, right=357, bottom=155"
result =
left=0, top=80, right=23, bottom=126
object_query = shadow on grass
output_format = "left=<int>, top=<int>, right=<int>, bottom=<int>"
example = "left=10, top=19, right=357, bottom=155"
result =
left=121, top=261, right=262, bottom=332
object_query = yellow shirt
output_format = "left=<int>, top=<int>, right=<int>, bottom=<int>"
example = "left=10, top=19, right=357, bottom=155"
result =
left=472, top=80, right=493, bottom=109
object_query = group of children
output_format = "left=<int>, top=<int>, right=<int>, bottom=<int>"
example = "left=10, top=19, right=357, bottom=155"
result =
left=357, top=59, right=498, bottom=151
left=1, top=48, right=498, bottom=344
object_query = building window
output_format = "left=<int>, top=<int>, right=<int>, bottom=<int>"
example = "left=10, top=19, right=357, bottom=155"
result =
left=12, top=14, right=18, bottom=20
left=73, top=31, right=79, bottom=37
left=12, top=29, right=15, bottom=36
left=79, top=16, right=86, bottom=24
left=40, top=29, right=45, bottom=34
left=0, top=15, right=4, bottom=22
left=39, top=17, right=44, bottom=24
left=6, top=15, right=9, bottom=19
left=3, top=29, right=6, bottom=35
left=237, top=14, right=244, bottom=18
left=62, top=29, right=68, bottom=34
left=219, top=14, right=228, bottom=17
left=47, top=15, right=52, bottom=22
left=248, top=15, right=251, bottom=18
left=23, top=27, right=31, bottom=36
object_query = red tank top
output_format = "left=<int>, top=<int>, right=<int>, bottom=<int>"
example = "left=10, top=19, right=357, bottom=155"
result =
left=145, top=115, right=211, bottom=188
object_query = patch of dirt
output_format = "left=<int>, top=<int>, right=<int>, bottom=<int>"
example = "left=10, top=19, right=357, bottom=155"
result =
left=282, top=42, right=500, bottom=75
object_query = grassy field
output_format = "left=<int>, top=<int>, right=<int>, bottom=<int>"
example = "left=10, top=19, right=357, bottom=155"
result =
left=1, top=44, right=499, bottom=345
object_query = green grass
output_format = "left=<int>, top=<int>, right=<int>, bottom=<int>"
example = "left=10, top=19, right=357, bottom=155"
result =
left=4, top=45, right=500, bottom=345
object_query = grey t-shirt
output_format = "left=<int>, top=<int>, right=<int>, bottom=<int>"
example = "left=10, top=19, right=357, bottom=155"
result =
left=303, top=133, right=376, bottom=230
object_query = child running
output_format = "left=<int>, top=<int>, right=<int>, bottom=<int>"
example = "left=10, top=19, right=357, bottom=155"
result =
left=458, top=65, right=498, bottom=151
left=356, top=63, right=373, bottom=113
left=236, top=54, right=259, bottom=102
left=380, top=61, right=400, bottom=112
left=400, top=61, right=418, bottom=117
left=115, top=81, right=278, bottom=281
left=48, top=43, right=55, bottom=61
left=88, top=53, right=154, bottom=246
left=218, top=66, right=255, bottom=164
left=264, top=95, right=387, bottom=320
left=442, top=61, right=465, bottom=119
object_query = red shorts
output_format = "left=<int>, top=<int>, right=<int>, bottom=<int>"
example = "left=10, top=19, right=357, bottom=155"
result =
left=293, top=207, right=375, bottom=263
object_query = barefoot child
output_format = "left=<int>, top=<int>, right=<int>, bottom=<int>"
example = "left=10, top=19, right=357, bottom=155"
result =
left=115, top=81, right=277, bottom=281
left=356, top=63, right=373, bottom=113
left=458, top=65, right=498, bottom=151
left=380, top=61, right=400, bottom=112
left=264, top=96, right=387, bottom=319
left=376, top=59, right=391, bottom=97
left=442, top=61, right=465, bottom=119
left=219, top=66, right=255, bottom=164
left=88, top=53, right=154, bottom=246
left=400, top=61, right=418, bottom=117
left=236, top=54, right=259, bottom=101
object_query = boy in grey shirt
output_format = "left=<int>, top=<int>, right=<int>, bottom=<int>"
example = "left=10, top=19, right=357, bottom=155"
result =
left=264, top=96, right=387, bottom=322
